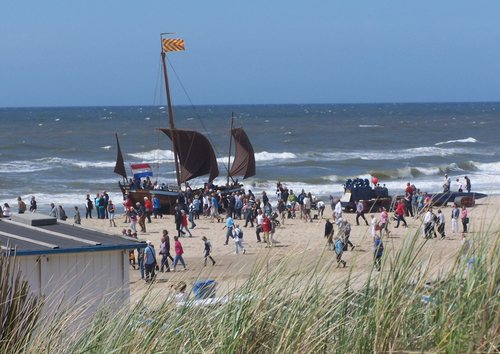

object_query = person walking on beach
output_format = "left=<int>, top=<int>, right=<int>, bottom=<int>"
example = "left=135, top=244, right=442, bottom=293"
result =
left=461, top=206, right=469, bottom=237
left=152, top=194, right=162, bottom=219
left=355, top=200, right=369, bottom=226
left=303, top=194, right=312, bottom=222
left=262, top=213, right=273, bottom=248
left=73, top=206, right=81, bottom=224
left=340, top=220, right=354, bottom=251
left=85, top=194, right=93, bottom=219
left=180, top=210, right=192, bottom=237
left=233, top=224, right=246, bottom=254
left=188, top=198, right=197, bottom=229
left=456, top=178, right=463, bottom=192
left=202, top=236, right=216, bottom=266
left=374, top=237, right=384, bottom=271
left=159, top=231, right=174, bottom=272
left=335, top=237, right=346, bottom=268
left=136, top=202, right=147, bottom=233
left=144, top=197, right=153, bottom=223
left=129, top=206, right=138, bottom=233
left=223, top=214, right=235, bottom=245
left=379, top=208, right=390, bottom=237
left=172, top=236, right=187, bottom=271
left=423, top=208, right=434, bottom=238
left=316, top=199, right=325, bottom=219
left=394, top=200, right=408, bottom=228
left=451, top=203, right=460, bottom=233
left=29, top=196, right=37, bottom=213
left=436, top=209, right=446, bottom=239
left=255, top=209, right=263, bottom=242
left=324, top=219, right=333, bottom=239
left=107, top=200, right=117, bottom=227
left=334, top=200, right=342, bottom=224
left=143, top=240, right=157, bottom=282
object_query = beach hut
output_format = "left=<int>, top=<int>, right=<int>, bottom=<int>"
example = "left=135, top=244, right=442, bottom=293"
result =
left=0, top=213, right=145, bottom=317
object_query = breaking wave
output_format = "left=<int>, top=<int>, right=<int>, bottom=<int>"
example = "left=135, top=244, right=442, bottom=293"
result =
left=435, top=137, right=478, bottom=146
left=128, top=149, right=174, bottom=162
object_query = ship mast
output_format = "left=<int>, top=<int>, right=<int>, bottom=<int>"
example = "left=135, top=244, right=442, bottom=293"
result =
left=160, top=33, right=183, bottom=188
left=226, top=112, right=235, bottom=186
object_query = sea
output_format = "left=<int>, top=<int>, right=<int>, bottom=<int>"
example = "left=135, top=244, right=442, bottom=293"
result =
left=1, top=102, right=499, bottom=213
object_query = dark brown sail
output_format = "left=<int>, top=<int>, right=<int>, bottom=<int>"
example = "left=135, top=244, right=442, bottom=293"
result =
left=160, top=128, right=219, bottom=183
left=229, top=127, right=256, bottom=179
left=114, top=133, right=127, bottom=179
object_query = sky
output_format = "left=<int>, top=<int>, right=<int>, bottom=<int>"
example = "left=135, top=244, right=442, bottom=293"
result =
left=1, top=0, right=500, bottom=107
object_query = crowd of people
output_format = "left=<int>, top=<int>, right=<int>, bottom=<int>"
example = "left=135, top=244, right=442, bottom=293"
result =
left=0, top=174, right=476, bottom=283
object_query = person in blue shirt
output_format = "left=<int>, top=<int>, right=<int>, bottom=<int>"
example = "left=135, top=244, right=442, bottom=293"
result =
left=143, top=240, right=157, bottom=282
left=152, top=194, right=162, bottom=219
left=223, top=214, right=235, bottom=245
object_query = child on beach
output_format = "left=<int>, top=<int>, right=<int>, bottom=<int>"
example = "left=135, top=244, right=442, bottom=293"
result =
left=335, top=237, right=346, bottom=267
left=180, top=210, right=192, bottom=237
left=374, top=237, right=384, bottom=271
left=202, top=236, right=216, bottom=266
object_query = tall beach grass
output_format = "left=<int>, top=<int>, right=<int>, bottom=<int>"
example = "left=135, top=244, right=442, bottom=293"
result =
left=3, top=224, right=499, bottom=353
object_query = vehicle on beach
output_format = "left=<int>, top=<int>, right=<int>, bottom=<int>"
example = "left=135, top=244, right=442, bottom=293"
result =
left=113, top=35, right=256, bottom=214
left=340, top=177, right=488, bottom=213
left=340, top=178, right=393, bottom=213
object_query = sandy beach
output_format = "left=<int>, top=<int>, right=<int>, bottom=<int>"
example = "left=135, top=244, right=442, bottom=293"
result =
left=73, top=195, right=500, bottom=303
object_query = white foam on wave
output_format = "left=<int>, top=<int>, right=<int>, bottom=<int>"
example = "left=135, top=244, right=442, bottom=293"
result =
left=101, top=145, right=112, bottom=150
left=435, top=137, right=477, bottom=146
left=475, top=161, right=500, bottom=173
left=128, top=149, right=174, bottom=162
left=358, top=124, right=383, bottom=128
left=254, top=151, right=297, bottom=161
left=72, top=161, right=116, bottom=168
left=0, top=161, right=53, bottom=173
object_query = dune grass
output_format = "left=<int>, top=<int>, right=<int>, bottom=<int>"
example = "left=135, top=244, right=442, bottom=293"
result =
left=3, top=225, right=499, bottom=353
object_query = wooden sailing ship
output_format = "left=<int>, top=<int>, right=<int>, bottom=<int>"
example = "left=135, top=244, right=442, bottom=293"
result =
left=114, top=35, right=256, bottom=214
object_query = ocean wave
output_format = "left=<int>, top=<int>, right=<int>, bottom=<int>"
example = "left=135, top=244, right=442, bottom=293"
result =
left=254, top=151, right=297, bottom=161
left=101, top=145, right=112, bottom=150
left=475, top=161, right=500, bottom=173
left=435, top=137, right=477, bottom=146
left=0, top=157, right=116, bottom=173
left=0, top=161, right=53, bottom=173
left=358, top=124, right=383, bottom=128
left=128, top=149, right=174, bottom=162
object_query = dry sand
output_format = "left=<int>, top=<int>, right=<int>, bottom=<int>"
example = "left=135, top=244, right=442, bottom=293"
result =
left=77, top=195, right=500, bottom=303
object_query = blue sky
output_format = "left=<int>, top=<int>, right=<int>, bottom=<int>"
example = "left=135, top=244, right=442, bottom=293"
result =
left=1, top=1, right=499, bottom=107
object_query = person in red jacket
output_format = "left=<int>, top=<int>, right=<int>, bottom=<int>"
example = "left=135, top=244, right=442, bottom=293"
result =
left=144, top=197, right=153, bottom=223
left=394, top=199, right=408, bottom=228
left=262, top=214, right=272, bottom=248
left=180, top=210, right=192, bottom=237
left=172, top=236, right=187, bottom=271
